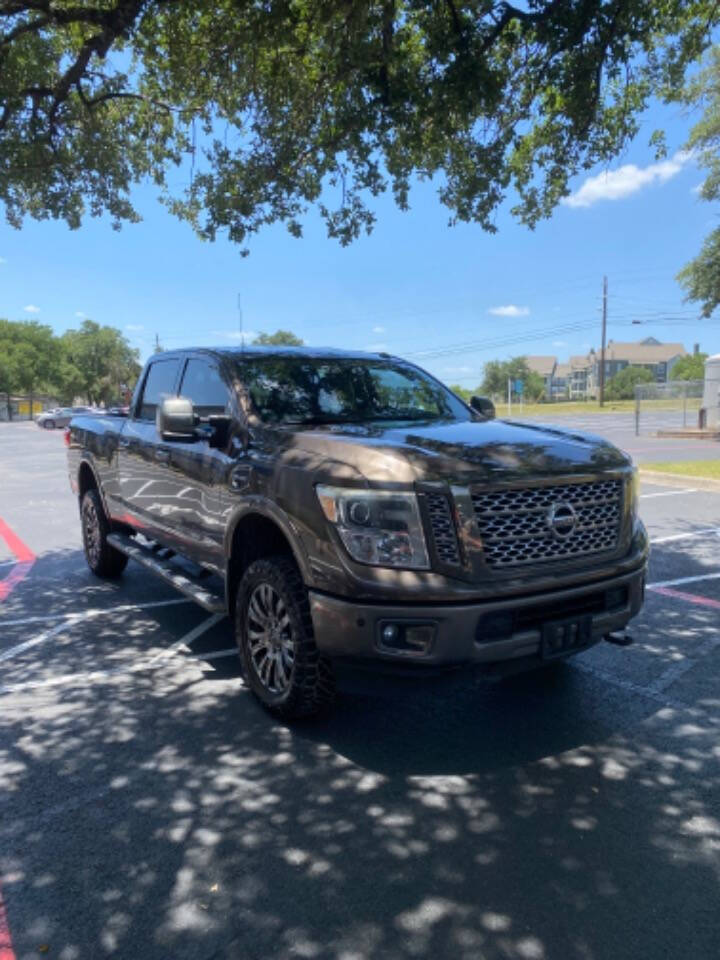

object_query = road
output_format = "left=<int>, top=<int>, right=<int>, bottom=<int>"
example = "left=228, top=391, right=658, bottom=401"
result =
left=1, top=421, right=719, bottom=960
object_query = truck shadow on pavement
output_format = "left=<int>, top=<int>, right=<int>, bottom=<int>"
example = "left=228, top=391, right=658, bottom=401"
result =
left=0, top=543, right=719, bottom=960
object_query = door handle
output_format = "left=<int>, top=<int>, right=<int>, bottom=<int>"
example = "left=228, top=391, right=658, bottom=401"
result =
left=155, top=448, right=170, bottom=463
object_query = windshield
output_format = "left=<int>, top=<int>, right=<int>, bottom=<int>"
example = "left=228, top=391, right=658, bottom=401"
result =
left=236, top=356, right=470, bottom=425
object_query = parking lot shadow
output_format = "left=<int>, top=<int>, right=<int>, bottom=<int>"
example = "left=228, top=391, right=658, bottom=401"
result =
left=1, top=539, right=719, bottom=959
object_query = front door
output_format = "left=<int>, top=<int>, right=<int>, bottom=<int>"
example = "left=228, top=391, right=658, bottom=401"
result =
left=116, top=355, right=183, bottom=541
left=168, top=356, right=235, bottom=569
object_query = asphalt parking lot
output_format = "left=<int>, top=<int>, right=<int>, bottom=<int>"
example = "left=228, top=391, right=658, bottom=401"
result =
left=1, top=420, right=719, bottom=960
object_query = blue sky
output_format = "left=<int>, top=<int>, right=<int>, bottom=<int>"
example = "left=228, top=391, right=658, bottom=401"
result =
left=0, top=96, right=716, bottom=387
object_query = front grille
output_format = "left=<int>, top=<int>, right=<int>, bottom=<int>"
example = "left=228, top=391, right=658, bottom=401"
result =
left=471, top=479, right=623, bottom=569
left=425, top=493, right=461, bottom=565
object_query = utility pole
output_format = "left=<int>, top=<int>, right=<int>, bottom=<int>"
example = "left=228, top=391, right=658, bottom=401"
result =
left=507, top=377, right=512, bottom=417
left=599, top=275, right=608, bottom=407
left=154, top=332, right=162, bottom=354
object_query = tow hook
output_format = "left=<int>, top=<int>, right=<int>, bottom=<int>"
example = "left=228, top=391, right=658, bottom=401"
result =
left=605, top=632, right=633, bottom=647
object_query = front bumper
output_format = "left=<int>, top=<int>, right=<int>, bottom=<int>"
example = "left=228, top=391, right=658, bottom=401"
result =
left=309, top=562, right=646, bottom=668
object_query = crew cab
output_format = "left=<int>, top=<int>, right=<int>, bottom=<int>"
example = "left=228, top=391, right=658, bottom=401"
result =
left=67, top=347, right=648, bottom=718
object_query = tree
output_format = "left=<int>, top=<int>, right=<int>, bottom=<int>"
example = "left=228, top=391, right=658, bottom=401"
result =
left=670, top=353, right=708, bottom=380
left=677, top=48, right=720, bottom=315
left=0, top=318, right=57, bottom=418
left=604, top=365, right=654, bottom=400
left=1, top=3, right=715, bottom=251
left=253, top=330, right=304, bottom=346
left=61, top=320, right=141, bottom=405
left=480, top=357, right=545, bottom=402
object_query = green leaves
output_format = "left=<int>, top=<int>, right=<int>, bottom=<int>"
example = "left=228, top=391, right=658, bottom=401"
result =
left=1, top=2, right=717, bottom=249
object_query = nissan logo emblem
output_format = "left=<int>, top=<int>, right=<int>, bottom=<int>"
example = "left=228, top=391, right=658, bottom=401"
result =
left=547, top=502, right=577, bottom=539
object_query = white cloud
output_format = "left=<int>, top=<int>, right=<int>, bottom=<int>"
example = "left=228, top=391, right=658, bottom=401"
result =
left=23, top=304, right=40, bottom=313
left=0, top=257, right=6, bottom=265
left=125, top=323, right=144, bottom=332
left=372, top=325, right=386, bottom=334
left=488, top=305, right=530, bottom=317
left=552, top=340, right=568, bottom=347
left=75, top=311, right=87, bottom=319
left=562, top=151, right=692, bottom=209
left=691, top=182, right=704, bottom=196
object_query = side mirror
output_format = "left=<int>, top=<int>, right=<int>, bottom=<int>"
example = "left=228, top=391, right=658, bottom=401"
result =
left=470, top=395, right=495, bottom=419
left=157, top=395, right=197, bottom=440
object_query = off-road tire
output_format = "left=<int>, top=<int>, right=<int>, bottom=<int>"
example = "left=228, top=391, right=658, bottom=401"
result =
left=236, top=556, right=336, bottom=719
left=81, top=488, right=128, bottom=578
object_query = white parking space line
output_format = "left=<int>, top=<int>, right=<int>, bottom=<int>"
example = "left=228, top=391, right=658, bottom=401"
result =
left=0, top=613, right=225, bottom=694
left=0, top=618, right=76, bottom=664
left=651, top=527, right=720, bottom=544
left=1, top=597, right=191, bottom=628
left=648, top=571, right=720, bottom=589
left=640, top=488, right=697, bottom=499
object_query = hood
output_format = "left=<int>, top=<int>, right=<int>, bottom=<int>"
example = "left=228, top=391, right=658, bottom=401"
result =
left=277, top=417, right=631, bottom=486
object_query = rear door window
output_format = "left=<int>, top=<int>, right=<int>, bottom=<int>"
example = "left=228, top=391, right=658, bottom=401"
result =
left=179, top=358, right=231, bottom=418
left=137, top=359, right=182, bottom=421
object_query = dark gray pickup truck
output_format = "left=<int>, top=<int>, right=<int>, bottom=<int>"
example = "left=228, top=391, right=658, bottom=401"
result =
left=68, top=346, right=648, bottom=718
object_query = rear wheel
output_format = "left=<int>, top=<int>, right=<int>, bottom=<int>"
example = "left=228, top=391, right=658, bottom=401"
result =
left=81, top=489, right=128, bottom=578
left=44, top=419, right=55, bottom=429
left=236, top=556, right=335, bottom=719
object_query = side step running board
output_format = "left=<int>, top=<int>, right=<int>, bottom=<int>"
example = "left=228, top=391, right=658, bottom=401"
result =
left=107, top=533, right=226, bottom=614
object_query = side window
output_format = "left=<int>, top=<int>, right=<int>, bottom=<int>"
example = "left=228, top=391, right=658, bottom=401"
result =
left=137, top=359, right=181, bottom=422
left=179, top=359, right=231, bottom=418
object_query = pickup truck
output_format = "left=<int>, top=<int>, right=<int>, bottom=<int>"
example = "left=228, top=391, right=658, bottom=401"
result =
left=67, top=346, right=648, bottom=718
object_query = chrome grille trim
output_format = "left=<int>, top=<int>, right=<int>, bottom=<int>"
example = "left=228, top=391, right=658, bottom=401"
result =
left=471, top=478, right=623, bottom=569
left=425, top=493, right=461, bottom=566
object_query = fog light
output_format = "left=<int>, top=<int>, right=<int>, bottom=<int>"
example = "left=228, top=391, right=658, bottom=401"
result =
left=377, top=621, right=436, bottom=655
left=382, top=623, right=399, bottom=645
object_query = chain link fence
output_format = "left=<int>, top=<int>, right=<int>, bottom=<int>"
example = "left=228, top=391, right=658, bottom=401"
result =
left=633, top=380, right=704, bottom=436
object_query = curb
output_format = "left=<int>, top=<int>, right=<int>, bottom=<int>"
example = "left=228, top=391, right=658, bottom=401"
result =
left=639, top=469, right=720, bottom=492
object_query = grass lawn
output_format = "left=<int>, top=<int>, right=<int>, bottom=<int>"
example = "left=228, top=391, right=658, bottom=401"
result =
left=641, top=461, right=720, bottom=480
left=492, top=398, right=701, bottom=418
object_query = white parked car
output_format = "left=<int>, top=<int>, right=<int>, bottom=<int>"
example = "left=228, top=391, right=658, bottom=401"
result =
left=36, top=406, right=95, bottom=429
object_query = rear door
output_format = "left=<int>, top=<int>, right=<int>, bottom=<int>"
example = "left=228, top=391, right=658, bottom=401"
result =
left=169, top=355, right=235, bottom=568
left=116, top=356, right=183, bottom=537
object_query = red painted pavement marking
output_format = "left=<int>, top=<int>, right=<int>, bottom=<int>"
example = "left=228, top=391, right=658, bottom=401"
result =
left=0, top=518, right=36, bottom=603
left=650, top=585, right=720, bottom=611
left=0, top=880, right=16, bottom=960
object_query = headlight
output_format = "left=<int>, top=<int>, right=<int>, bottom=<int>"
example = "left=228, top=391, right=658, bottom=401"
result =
left=316, top=485, right=429, bottom=569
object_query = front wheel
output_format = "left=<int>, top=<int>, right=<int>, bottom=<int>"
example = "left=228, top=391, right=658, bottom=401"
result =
left=81, top=489, right=128, bottom=578
left=236, top=556, right=335, bottom=719
left=44, top=419, right=55, bottom=429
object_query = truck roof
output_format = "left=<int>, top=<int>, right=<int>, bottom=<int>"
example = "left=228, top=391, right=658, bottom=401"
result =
left=152, top=345, right=400, bottom=362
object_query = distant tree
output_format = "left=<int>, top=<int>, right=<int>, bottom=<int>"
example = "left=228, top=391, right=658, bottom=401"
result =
left=605, top=365, right=654, bottom=400
left=61, top=320, right=142, bottom=406
left=0, top=319, right=56, bottom=417
left=480, top=357, right=545, bottom=402
left=670, top=353, right=708, bottom=380
left=253, top=330, right=304, bottom=346
left=449, top=384, right=474, bottom=403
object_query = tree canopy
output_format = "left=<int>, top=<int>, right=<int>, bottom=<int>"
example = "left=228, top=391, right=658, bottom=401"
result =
left=604, top=364, right=653, bottom=399
left=678, top=47, right=720, bottom=316
left=0, top=317, right=141, bottom=415
left=669, top=352, right=708, bottom=380
left=1, top=2, right=716, bottom=250
left=480, top=357, right=545, bottom=401
left=253, top=330, right=305, bottom=346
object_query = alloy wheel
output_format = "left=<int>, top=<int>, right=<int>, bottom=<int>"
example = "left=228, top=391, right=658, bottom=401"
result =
left=246, top=582, right=295, bottom=694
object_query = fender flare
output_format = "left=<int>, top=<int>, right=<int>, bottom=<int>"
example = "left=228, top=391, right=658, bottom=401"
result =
left=224, top=497, right=313, bottom=585
left=77, top=455, right=111, bottom=519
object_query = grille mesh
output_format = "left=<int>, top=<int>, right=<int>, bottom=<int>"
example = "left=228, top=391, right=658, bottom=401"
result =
left=425, top=493, right=461, bottom=565
left=471, top=479, right=623, bottom=569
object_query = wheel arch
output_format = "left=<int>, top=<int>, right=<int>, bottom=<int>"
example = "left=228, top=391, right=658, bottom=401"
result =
left=225, top=502, right=312, bottom=618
